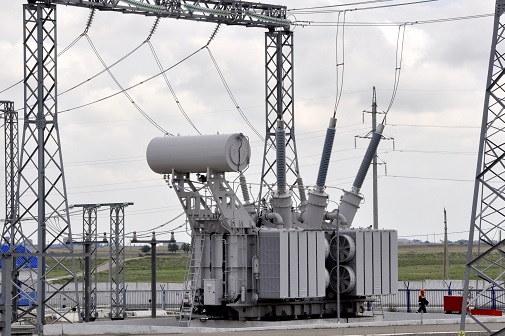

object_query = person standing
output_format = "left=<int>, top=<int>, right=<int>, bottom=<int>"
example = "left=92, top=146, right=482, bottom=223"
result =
left=417, top=289, right=429, bottom=313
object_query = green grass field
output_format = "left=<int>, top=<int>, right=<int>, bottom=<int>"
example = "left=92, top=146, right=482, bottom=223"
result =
left=48, top=243, right=492, bottom=283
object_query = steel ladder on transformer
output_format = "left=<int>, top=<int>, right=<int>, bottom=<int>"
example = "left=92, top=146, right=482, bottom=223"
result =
left=179, top=233, right=205, bottom=327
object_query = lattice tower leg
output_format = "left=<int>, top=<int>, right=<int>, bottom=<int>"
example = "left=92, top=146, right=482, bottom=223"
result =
left=1, top=254, right=13, bottom=336
left=1, top=101, right=19, bottom=327
left=109, top=205, right=126, bottom=320
left=82, top=206, right=98, bottom=322
left=259, top=30, right=300, bottom=204
left=16, top=4, right=80, bottom=333
left=460, top=0, right=505, bottom=334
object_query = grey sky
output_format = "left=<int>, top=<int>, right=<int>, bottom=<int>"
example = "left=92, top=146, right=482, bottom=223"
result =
left=0, top=0, right=495, bottom=243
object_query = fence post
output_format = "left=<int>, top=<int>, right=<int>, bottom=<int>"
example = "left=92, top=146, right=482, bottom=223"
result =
left=491, top=286, right=496, bottom=310
left=405, top=282, right=411, bottom=313
left=124, top=285, right=127, bottom=313
left=161, top=285, right=166, bottom=310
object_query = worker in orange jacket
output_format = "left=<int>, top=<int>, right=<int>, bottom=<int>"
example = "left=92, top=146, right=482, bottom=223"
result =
left=417, top=289, right=429, bottom=313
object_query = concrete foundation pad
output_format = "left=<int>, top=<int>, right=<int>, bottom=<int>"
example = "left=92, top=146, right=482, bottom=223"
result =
left=43, top=312, right=505, bottom=335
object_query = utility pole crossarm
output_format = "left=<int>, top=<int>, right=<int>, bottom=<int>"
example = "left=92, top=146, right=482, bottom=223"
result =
left=49, top=0, right=289, bottom=28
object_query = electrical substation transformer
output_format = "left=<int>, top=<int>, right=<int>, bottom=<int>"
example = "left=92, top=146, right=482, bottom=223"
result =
left=146, top=123, right=398, bottom=321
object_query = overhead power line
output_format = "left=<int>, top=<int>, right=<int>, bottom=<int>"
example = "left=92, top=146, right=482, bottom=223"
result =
left=384, top=24, right=406, bottom=116
left=206, top=47, right=264, bottom=141
left=289, top=0, right=440, bottom=14
left=289, top=0, right=398, bottom=11
left=84, top=34, right=170, bottom=135
left=147, top=40, right=201, bottom=135
left=333, top=11, right=347, bottom=118
left=58, top=45, right=206, bottom=114
left=295, top=13, right=493, bottom=27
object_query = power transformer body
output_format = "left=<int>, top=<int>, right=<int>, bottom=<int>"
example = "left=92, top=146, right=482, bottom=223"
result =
left=146, top=132, right=398, bottom=320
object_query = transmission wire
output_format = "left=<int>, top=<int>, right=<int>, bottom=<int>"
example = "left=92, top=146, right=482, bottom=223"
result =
left=384, top=24, right=406, bottom=120
left=295, top=13, right=493, bottom=27
left=126, top=212, right=185, bottom=237
left=206, top=47, right=264, bottom=141
left=333, top=11, right=347, bottom=118
left=83, top=34, right=170, bottom=135
left=289, top=0, right=439, bottom=14
left=60, top=42, right=146, bottom=96
left=0, top=9, right=94, bottom=95
left=59, top=45, right=205, bottom=115
left=147, top=41, right=201, bottom=134
left=289, top=0, right=397, bottom=11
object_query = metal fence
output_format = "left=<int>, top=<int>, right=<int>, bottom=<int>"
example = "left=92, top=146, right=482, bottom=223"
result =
left=43, top=287, right=505, bottom=314
left=374, top=288, right=505, bottom=313
left=46, top=289, right=185, bottom=312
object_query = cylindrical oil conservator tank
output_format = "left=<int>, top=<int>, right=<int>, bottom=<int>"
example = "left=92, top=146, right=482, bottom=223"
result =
left=146, top=133, right=251, bottom=173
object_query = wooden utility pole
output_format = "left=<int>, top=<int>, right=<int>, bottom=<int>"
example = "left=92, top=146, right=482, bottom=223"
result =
left=443, top=208, right=449, bottom=279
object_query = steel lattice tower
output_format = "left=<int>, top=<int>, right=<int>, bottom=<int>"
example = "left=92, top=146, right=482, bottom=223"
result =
left=109, top=203, right=132, bottom=320
left=259, top=30, right=300, bottom=202
left=1, top=101, right=18, bottom=241
left=4, top=1, right=291, bottom=333
left=1, top=101, right=19, bottom=334
left=72, top=204, right=101, bottom=322
left=460, top=0, right=505, bottom=334
left=9, top=3, right=80, bottom=332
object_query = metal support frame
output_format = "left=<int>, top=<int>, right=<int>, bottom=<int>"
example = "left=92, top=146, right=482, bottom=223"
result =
left=108, top=202, right=133, bottom=320
left=3, top=4, right=81, bottom=333
left=12, top=0, right=292, bottom=332
left=71, top=204, right=102, bottom=322
left=2, top=101, right=18, bottom=244
left=259, top=30, right=299, bottom=203
left=460, top=0, right=505, bottom=334
left=0, top=101, right=18, bottom=333
left=48, top=0, right=288, bottom=29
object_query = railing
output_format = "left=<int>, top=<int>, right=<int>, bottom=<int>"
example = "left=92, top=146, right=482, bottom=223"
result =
left=372, top=288, right=505, bottom=313
left=46, top=289, right=185, bottom=313
left=43, top=287, right=505, bottom=314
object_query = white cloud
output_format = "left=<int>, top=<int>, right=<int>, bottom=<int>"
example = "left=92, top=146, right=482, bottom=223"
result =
left=0, top=0, right=497, bottom=242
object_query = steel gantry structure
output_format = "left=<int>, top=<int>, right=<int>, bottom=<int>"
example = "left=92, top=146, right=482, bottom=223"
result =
left=1, top=0, right=297, bottom=334
left=460, top=0, right=505, bottom=334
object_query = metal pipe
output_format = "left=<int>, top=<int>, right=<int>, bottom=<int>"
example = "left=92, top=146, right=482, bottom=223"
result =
left=264, top=212, right=284, bottom=226
left=151, top=233, right=157, bottom=318
left=84, top=235, right=91, bottom=322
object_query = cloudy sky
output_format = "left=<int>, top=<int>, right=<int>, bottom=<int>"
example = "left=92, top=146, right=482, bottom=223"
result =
left=0, top=0, right=495, bottom=244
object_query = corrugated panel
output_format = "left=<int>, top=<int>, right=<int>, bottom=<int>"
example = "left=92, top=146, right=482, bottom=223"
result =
left=316, top=231, right=326, bottom=297
left=211, top=234, right=224, bottom=282
left=307, top=232, right=317, bottom=297
left=354, top=230, right=364, bottom=295
left=258, top=231, right=281, bottom=299
left=373, top=231, right=382, bottom=294
left=389, top=231, right=398, bottom=293
left=0, top=245, right=38, bottom=269
left=289, top=231, right=299, bottom=298
left=364, top=231, right=373, bottom=295
left=280, top=231, right=289, bottom=298
left=298, top=231, right=308, bottom=298
left=381, top=231, right=390, bottom=294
